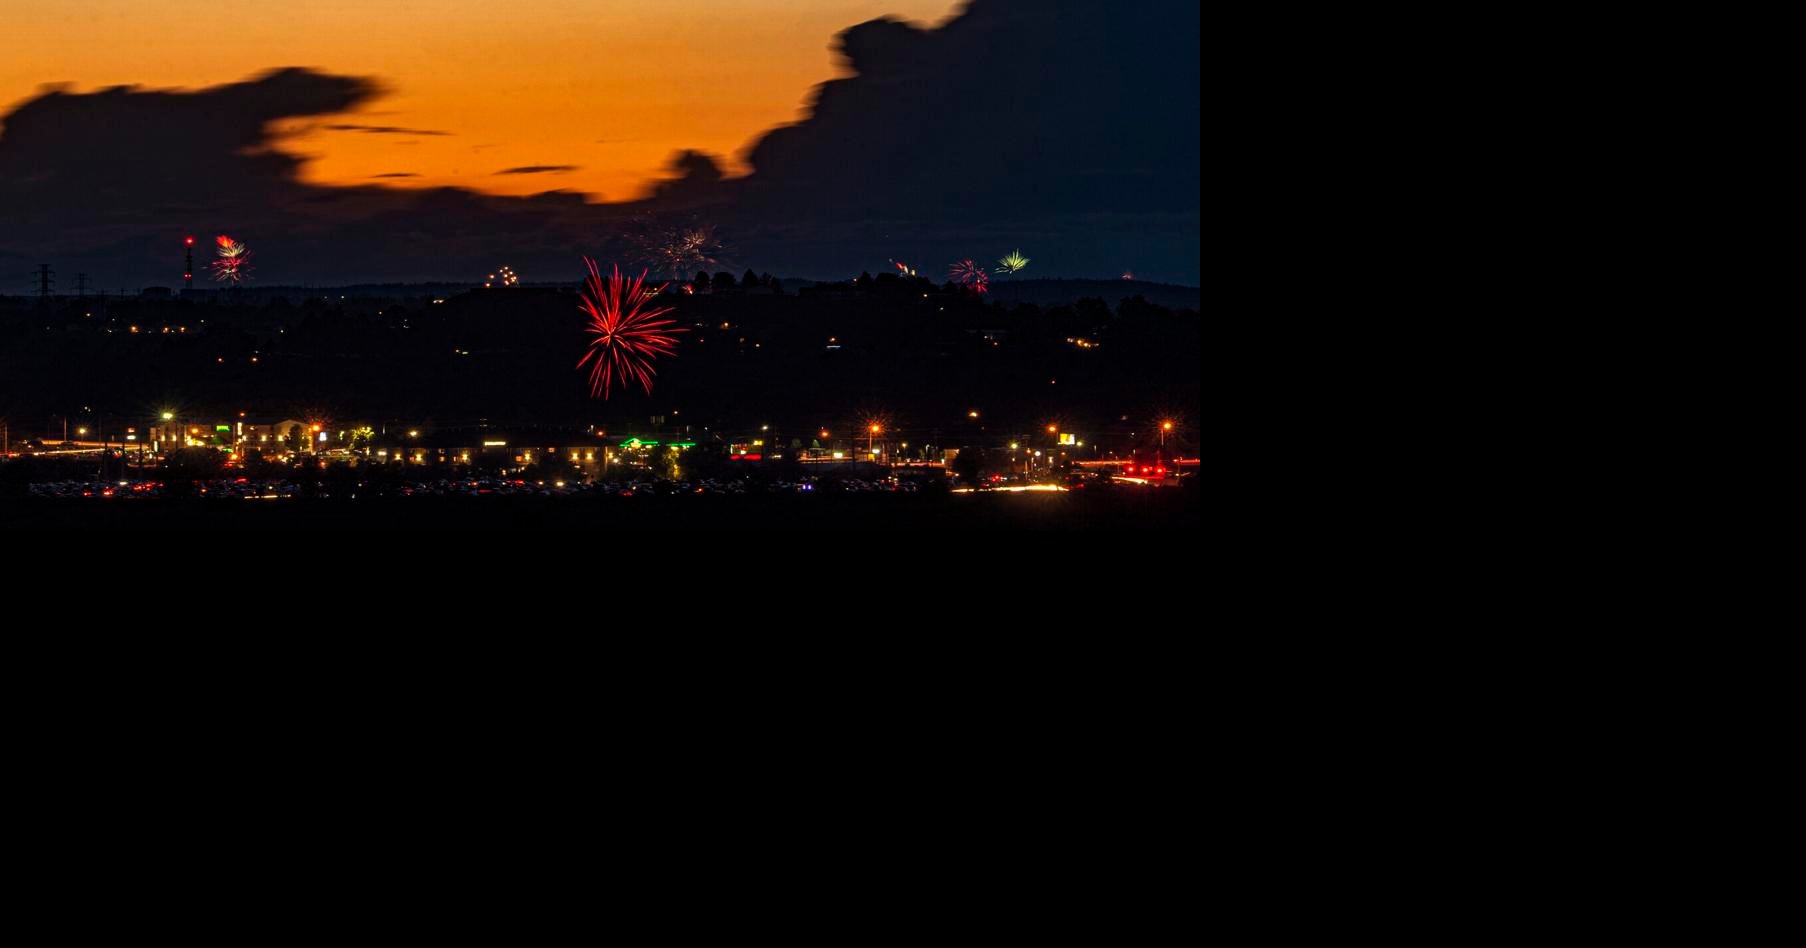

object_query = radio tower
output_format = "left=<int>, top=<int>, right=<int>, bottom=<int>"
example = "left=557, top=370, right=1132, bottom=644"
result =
left=184, top=236, right=195, bottom=291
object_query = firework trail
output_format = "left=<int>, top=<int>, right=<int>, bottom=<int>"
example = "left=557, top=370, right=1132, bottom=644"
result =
left=949, top=259, right=989, bottom=294
left=891, top=260, right=918, bottom=278
left=997, top=249, right=1030, bottom=275
left=576, top=258, right=687, bottom=399
left=211, top=235, right=253, bottom=284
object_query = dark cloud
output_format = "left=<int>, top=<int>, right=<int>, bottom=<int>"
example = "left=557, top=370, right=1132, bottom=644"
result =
left=0, top=67, right=621, bottom=285
left=0, top=2, right=1200, bottom=285
left=671, top=0, right=1202, bottom=282
left=323, top=124, right=451, bottom=136
left=646, top=150, right=726, bottom=207
left=0, top=67, right=375, bottom=220
left=372, top=173, right=420, bottom=178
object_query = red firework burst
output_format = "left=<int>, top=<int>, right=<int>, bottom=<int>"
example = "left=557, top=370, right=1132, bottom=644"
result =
left=949, top=259, right=989, bottom=293
left=212, top=235, right=253, bottom=284
left=576, top=258, right=687, bottom=399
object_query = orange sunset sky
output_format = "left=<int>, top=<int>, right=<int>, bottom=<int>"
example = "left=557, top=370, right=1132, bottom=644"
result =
left=1, top=0, right=962, bottom=201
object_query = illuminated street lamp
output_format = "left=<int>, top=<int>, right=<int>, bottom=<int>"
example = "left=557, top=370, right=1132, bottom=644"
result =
left=868, top=424, right=882, bottom=456
left=156, top=411, right=177, bottom=450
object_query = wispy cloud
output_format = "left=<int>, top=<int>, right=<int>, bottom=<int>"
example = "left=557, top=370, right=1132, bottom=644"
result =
left=496, top=165, right=579, bottom=175
left=325, top=123, right=451, bottom=136
left=372, top=172, right=420, bottom=178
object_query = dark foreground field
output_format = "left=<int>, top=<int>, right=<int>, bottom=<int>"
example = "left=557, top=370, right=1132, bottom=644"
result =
left=2, top=486, right=1199, bottom=532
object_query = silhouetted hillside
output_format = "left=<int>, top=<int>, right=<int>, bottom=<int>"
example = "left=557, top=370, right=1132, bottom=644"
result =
left=0, top=281, right=1200, bottom=440
left=983, top=279, right=1199, bottom=310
